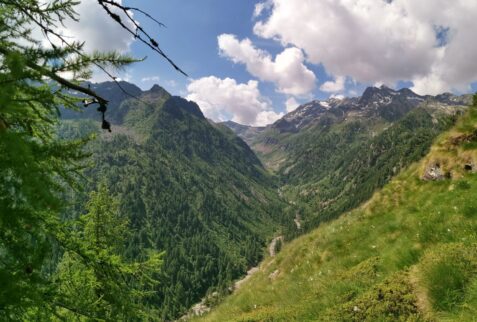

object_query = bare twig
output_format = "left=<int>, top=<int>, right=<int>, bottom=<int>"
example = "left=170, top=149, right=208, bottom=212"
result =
left=97, top=0, right=188, bottom=76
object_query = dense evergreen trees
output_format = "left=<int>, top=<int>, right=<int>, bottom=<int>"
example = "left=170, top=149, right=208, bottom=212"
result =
left=0, top=1, right=166, bottom=319
left=55, top=184, right=162, bottom=320
left=60, top=92, right=291, bottom=319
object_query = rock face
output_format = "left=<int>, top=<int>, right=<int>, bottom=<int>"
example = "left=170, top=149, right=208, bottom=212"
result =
left=422, top=163, right=447, bottom=181
left=277, top=100, right=333, bottom=131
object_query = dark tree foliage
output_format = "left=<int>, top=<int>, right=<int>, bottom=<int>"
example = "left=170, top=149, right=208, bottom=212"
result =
left=0, top=0, right=183, bottom=319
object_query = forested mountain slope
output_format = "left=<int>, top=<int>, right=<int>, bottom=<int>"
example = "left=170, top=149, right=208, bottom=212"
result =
left=199, top=97, right=477, bottom=322
left=60, top=83, right=292, bottom=320
left=225, top=86, right=471, bottom=232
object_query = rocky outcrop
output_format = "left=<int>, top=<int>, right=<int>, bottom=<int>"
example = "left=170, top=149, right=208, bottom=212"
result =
left=422, top=163, right=448, bottom=181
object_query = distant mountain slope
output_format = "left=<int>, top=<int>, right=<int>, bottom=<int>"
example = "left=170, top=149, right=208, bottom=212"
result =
left=224, top=86, right=471, bottom=231
left=59, top=83, right=291, bottom=320
left=60, top=81, right=144, bottom=124
left=220, top=121, right=266, bottom=144
left=199, top=98, right=477, bottom=322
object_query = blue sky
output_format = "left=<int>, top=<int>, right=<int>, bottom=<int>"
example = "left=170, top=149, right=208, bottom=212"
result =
left=120, top=0, right=373, bottom=123
left=122, top=0, right=332, bottom=117
left=74, top=0, right=477, bottom=125
left=126, top=0, right=261, bottom=90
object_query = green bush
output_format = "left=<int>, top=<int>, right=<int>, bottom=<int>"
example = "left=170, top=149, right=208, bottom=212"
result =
left=324, top=272, right=422, bottom=322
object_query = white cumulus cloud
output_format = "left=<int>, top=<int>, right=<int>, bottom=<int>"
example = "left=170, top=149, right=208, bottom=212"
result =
left=320, top=76, right=346, bottom=93
left=255, top=110, right=284, bottom=126
left=28, top=0, right=136, bottom=82
left=253, top=0, right=273, bottom=18
left=218, top=34, right=316, bottom=96
left=254, top=0, right=477, bottom=95
left=186, top=76, right=283, bottom=126
left=60, top=0, right=135, bottom=53
left=285, top=97, right=300, bottom=113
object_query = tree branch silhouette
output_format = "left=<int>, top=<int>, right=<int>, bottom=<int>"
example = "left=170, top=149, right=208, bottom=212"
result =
left=97, top=0, right=188, bottom=76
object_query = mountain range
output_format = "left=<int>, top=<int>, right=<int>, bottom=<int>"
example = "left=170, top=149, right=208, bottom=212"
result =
left=223, top=85, right=471, bottom=231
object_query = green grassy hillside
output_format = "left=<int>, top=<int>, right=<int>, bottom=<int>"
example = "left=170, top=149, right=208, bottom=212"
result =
left=197, top=101, right=477, bottom=321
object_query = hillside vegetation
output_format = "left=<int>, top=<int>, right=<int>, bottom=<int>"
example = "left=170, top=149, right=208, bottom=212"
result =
left=198, top=99, right=477, bottom=321
left=60, top=86, right=292, bottom=320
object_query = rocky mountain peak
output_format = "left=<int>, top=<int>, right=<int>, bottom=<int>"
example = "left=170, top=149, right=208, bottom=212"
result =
left=149, top=84, right=168, bottom=93
left=358, top=85, right=426, bottom=114
left=273, top=100, right=332, bottom=132
left=397, top=87, right=424, bottom=99
left=359, top=85, right=398, bottom=105
left=144, top=84, right=170, bottom=98
left=359, top=86, right=381, bottom=103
